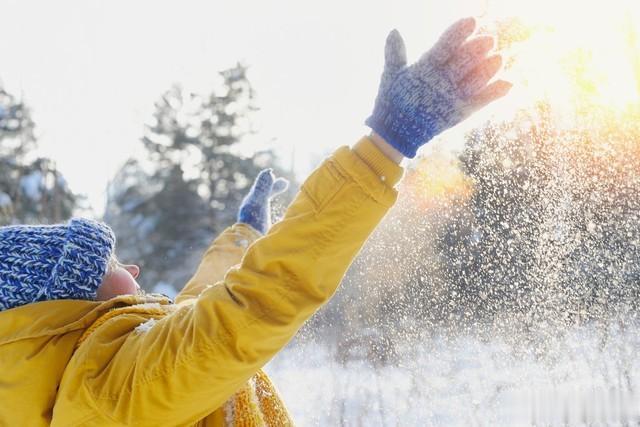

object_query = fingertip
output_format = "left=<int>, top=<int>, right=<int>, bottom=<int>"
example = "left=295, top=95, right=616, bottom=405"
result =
left=460, top=16, right=477, bottom=34
left=429, top=17, right=479, bottom=65
left=272, top=177, right=290, bottom=195
left=482, top=54, right=504, bottom=76
left=489, top=54, right=503, bottom=66
left=477, top=35, right=495, bottom=51
left=385, top=28, right=407, bottom=66
left=497, top=79, right=513, bottom=89
left=386, top=28, right=404, bottom=49
left=255, top=168, right=275, bottom=187
left=449, top=17, right=477, bottom=43
left=495, top=80, right=513, bottom=96
left=470, top=79, right=513, bottom=109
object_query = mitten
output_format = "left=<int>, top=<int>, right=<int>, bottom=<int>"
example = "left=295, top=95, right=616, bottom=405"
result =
left=366, top=18, right=511, bottom=158
left=237, top=169, right=289, bottom=234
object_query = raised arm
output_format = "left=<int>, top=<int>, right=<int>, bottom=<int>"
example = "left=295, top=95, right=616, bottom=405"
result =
left=54, top=138, right=402, bottom=425
left=175, top=170, right=289, bottom=304
left=53, top=18, right=510, bottom=426
left=174, top=223, right=262, bottom=303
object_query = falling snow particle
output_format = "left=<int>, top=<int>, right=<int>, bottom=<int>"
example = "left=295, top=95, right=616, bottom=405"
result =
left=135, top=318, right=157, bottom=334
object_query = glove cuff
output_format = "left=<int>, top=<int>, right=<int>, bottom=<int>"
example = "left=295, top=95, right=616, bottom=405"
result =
left=365, top=112, right=421, bottom=159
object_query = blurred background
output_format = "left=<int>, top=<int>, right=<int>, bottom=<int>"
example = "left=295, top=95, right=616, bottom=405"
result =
left=2, top=0, right=640, bottom=424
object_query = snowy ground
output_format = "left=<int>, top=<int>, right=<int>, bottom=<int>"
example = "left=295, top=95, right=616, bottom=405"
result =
left=265, top=322, right=640, bottom=426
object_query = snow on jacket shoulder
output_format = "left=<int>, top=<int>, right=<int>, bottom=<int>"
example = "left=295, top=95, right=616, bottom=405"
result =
left=0, top=137, right=402, bottom=426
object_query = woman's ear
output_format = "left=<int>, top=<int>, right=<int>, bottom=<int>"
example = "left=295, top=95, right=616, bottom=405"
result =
left=122, top=264, right=140, bottom=279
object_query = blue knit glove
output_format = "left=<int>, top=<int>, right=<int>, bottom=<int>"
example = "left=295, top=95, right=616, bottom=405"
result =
left=366, top=17, right=512, bottom=158
left=238, top=169, right=289, bottom=234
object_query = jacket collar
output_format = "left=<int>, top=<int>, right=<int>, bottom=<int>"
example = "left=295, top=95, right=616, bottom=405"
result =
left=0, top=293, right=172, bottom=346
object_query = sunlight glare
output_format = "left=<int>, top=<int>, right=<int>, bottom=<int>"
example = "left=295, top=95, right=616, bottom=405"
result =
left=479, top=0, right=640, bottom=112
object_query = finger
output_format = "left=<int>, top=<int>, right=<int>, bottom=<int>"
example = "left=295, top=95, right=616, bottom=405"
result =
left=459, top=55, right=503, bottom=98
left=252, top=168, right=275, bottom=194
left=421, top=17, right=477, bottom=66
left=465, top=79, right=512, bottom=112
left=446, top=36, right=495, bottom=83
left=271, top=177, right=289, bottom=196
left=384, top=29, right=408, bottom=75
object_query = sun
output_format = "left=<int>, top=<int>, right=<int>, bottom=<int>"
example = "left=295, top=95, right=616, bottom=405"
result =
left=476, top=0, right=640, bottom=112
left=404, top=0, right=640, bottom=207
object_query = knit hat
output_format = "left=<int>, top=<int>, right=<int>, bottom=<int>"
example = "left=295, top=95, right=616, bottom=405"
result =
left=0, top=218, right=115, bottom=311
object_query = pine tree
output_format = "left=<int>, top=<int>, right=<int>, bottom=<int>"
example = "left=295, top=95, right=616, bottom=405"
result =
left=105, top=64, right=292, bottom=292
left=0, top=88, right=77, bottom=225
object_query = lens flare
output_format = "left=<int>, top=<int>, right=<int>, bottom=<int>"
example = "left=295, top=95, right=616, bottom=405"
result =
left=478, top=0, right=640, bottom=112
left=402, top=148, right=473, bottom=211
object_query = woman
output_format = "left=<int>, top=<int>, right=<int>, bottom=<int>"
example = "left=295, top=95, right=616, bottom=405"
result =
left=0, top=17, right=509, bottom=425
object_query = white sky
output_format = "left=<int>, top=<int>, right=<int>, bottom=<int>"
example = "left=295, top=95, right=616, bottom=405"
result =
left=1, top=0, right=510, bottom=213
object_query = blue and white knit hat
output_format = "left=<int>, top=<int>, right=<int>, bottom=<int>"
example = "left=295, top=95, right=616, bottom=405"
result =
left=0, top=218, right=115, bottom=311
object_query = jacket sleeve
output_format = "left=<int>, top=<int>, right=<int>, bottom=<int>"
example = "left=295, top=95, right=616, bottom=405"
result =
left=174, top=223, right=262, bottom=304
left=55, top=138, right=403, bottom=426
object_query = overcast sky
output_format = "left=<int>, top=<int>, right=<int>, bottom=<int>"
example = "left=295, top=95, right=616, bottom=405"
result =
left=0, top=0, right=584, bottom=213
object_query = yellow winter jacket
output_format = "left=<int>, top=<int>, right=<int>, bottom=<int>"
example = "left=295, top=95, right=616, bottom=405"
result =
left=0, top=137, right=402, bottom=426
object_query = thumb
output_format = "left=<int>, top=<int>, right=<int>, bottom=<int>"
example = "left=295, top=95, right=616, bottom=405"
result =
left=382, top=30, right=407, bottom=82
left=270, top=177, right=289, bottom=197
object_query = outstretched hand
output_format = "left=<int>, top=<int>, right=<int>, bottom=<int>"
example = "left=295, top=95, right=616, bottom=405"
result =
left=366, top=17, right=512, bottom=159
left=237, top=169, right=289, bottom=234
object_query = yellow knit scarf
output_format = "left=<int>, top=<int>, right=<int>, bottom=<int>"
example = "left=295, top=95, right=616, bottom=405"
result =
left=75, top=301, right=294, bottom=427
